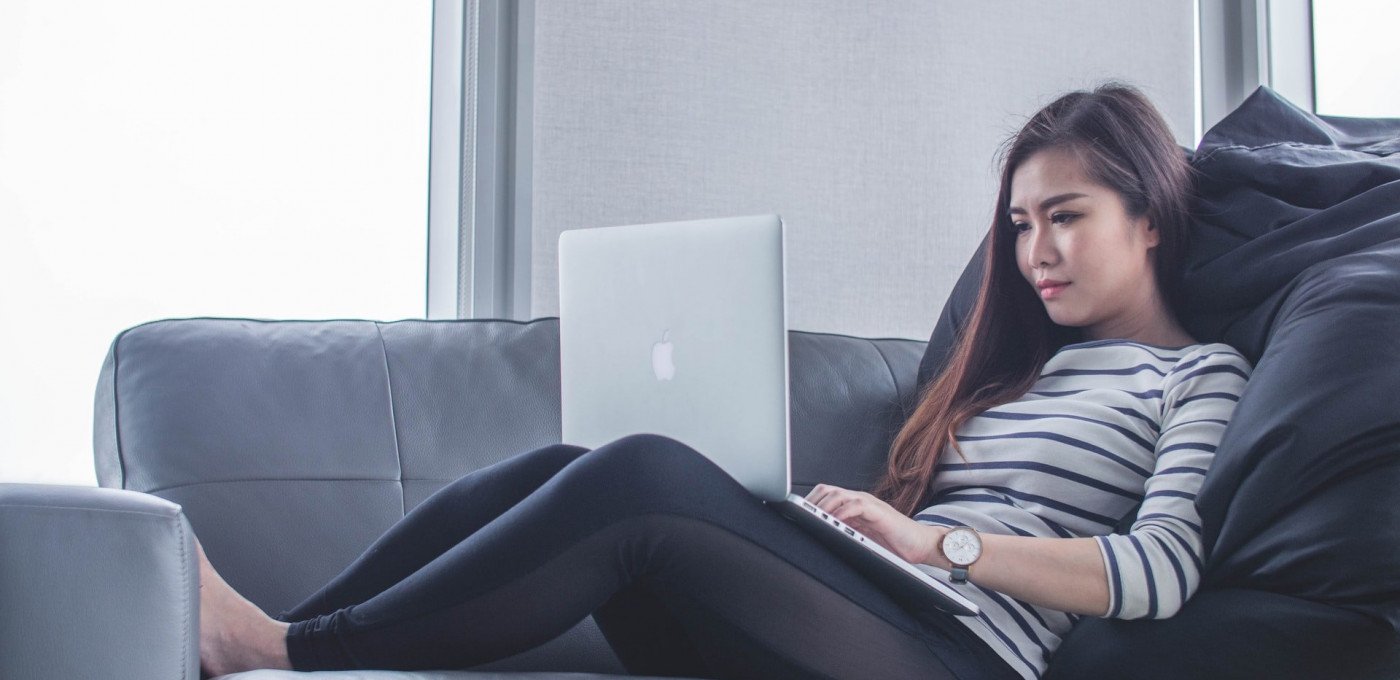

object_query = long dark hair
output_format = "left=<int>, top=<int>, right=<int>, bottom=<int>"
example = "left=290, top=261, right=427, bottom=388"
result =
left=872, top=81, right=1196, bottom=516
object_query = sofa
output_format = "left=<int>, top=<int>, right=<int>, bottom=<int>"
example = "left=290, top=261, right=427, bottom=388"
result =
left=2, top=84, right=1398, bottom=680
left=4, top=316, right=936, bottom=680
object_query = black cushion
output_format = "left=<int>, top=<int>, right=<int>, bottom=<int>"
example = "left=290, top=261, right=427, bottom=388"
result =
left=1046, top=588, right=1400, bottom=680
left=919, top=86, right=1400, bottom=678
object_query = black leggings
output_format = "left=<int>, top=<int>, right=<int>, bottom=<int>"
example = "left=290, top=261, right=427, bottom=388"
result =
left=273, top=433, right=1020, bottom=680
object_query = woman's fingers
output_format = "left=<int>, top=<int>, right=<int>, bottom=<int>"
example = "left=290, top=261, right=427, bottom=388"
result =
left=808, top=485, right=877, bottom=525
left=806, top=483, right=836, bottom=505
left=813, top=486, right=861, bottom=521
left=805, top=487, right=913, bottom=558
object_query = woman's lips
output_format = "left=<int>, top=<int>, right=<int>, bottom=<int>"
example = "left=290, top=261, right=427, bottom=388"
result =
left=1039, top=283, right=1070, bottom=300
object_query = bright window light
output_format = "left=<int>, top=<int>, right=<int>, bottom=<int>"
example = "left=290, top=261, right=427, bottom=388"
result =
left=1312, top=0, right=1400, bottom=117
left=0, top=0, right=432, bottom=485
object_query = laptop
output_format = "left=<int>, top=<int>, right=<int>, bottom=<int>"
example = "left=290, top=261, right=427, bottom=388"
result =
left=557, top=213, right=979, bottom=617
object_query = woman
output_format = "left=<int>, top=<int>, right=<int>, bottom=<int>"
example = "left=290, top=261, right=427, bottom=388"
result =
left=196, top=82, right=1253, bottom=680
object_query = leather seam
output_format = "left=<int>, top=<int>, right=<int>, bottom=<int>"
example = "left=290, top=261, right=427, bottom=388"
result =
left=142, top=478, right=410, bottom=496
left=0, top=503, right=180, bottom=519
left=119, top=315, right=555, bottom=329
left=867, top=339, right=909, bottom=421
left=375, top=322, right=407, bottom=518
left=176, top=514, right=190, bottom=678
left=1194, top=139, right=1396, bottom=164
left=112, top=326, right=132, bottom=489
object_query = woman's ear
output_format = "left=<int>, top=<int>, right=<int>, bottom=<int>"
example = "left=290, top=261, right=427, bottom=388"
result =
left=1140, top=218, right=1160, bottom=249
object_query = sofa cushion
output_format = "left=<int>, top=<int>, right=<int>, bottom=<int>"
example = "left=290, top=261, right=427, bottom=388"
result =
left=918, top=86, right=1400, bottom=677
left=1161, top=85, right=1400, bottom=629
left=216, top=671, right=689, bottom=679
left=1044, top=588, right=1400, bottom=680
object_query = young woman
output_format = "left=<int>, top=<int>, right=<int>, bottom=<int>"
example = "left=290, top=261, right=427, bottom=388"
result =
left=195, top=82, right=1253, bottom=680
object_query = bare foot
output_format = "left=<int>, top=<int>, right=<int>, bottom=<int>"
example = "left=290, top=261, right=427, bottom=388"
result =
left=196, top=537, right=293, bottom=676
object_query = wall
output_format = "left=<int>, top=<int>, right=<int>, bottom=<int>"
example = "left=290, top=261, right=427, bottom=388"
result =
left=528, top=0, right=1195, bottom=341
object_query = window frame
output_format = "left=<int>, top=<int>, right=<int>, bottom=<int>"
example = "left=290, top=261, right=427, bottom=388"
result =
left=427, top=0, right=535, bottom=321
left=1198, top=0, right=1315, bottom=138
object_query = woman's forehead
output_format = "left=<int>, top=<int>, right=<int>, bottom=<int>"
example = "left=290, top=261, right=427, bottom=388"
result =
left=1010, top=149, right=1106, bottom=209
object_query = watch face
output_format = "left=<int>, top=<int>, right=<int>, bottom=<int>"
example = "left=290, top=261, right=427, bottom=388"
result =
left=943, top=528, right=982, bottom=566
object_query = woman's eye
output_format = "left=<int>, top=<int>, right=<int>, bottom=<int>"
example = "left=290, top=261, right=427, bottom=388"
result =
left=1012, top=214, right=1076, bottom=234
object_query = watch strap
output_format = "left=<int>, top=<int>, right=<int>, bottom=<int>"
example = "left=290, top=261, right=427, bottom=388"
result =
left=950, top=565, right=970, bottom=584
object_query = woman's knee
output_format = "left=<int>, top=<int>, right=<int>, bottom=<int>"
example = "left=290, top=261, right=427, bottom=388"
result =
left=537, top=442, right=593, bottom=468
left=441, top=442, right=590, bottom=498
left=552, top=434, right=766, bottom=528
left=574, top=433, right=722, bottom=490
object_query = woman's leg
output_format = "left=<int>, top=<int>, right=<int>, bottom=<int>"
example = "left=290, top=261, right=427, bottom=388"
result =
left=281, top=433, right=1019, bottom=680
left=587, top=518, right=1016, bottom=680
left=275, top=443, right=592, bottom=622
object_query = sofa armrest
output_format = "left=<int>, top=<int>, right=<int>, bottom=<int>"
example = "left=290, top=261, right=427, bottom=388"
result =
left=0, top=483, right=199, bottom=680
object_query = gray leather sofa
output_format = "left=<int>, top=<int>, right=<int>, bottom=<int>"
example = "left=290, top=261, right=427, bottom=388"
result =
left=1, top=315, right=927, bottom=680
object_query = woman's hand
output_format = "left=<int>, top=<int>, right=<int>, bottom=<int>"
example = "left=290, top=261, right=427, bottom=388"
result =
left=805, top=485, right=1116, bottom=615
left=805, top=483, right=944, bottom=567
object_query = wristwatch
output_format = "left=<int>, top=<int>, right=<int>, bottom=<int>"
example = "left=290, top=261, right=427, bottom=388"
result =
left=940, top=526, right=983, bottom=584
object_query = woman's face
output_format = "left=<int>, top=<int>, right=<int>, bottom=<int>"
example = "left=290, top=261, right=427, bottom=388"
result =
left=1008, top=146, right=1161, bottom=341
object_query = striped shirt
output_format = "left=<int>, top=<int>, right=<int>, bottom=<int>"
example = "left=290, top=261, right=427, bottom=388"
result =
left=912, top=339, right=1253, bottom=679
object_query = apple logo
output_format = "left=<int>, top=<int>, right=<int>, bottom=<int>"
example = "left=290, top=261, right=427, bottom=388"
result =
left=652, top=329, right=676, bottom=381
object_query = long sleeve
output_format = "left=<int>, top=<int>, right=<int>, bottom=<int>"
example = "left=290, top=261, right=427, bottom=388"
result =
left=915, top=339, right=1255, bottom=678
left=1093, top=348, right=1253, bottom=620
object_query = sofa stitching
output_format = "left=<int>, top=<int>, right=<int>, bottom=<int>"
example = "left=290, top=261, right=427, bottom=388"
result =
left=375, top=322, right=407, bottom=517
left=112, top=326, right=131, bottom=490
left=866, top=338, right=909, bottom=422
left=122, top=315, right=921, bottom=338
left=142, top=478, right=410, bottom=496
left=176, top=513, right=190, bottom=679
left=126, top=315, right=556, bottom=329
left=792, top=327, right=927, bottom=343
left=0, top=503, right=182, bottom=519
left=1193, top=140, right=1397, bottom=166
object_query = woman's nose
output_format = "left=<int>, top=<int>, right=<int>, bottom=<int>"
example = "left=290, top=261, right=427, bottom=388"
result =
left=1026, top=223, right=1056, bottom=269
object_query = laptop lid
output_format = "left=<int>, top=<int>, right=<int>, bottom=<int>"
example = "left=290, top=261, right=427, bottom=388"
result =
left=558, top=214, right=790, bottom=502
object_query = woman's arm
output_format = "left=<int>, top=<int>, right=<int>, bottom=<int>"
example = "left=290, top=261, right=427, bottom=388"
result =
left=918, top=525, right=1110, bottom=617
left=816, top=349, right=1253, bottom=621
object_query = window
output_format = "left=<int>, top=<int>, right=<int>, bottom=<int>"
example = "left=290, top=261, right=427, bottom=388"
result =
left=1311, top=0, right=1400, bottom=117
left=0, top=0, right=433, bottom=485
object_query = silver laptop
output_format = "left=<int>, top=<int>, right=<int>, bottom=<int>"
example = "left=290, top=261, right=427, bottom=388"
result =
left=558, top=213, right=979, bottom=617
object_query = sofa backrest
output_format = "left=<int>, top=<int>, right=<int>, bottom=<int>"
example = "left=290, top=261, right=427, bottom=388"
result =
left=93, top=316, right=926, bottom=616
